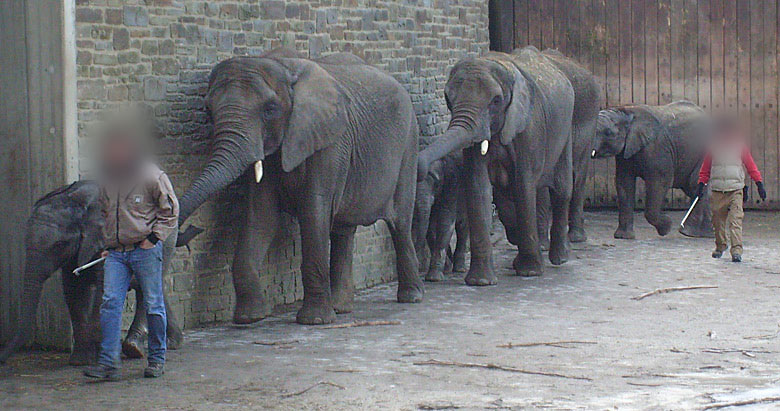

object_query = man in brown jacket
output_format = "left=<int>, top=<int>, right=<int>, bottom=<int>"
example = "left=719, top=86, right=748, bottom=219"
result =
left=85, top=125, right=178, bottom=381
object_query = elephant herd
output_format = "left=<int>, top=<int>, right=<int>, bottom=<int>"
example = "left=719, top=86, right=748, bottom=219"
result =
left=0, top=46, right=714, bottom=366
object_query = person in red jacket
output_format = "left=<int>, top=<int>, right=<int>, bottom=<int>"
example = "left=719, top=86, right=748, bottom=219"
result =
left=696, top=118, right=766, bottom=262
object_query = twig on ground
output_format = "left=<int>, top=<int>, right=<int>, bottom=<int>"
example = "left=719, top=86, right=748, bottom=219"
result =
left=413, top=359, right=591, bottom=381
left=325, top=368, right=360, bottom=373
left=280, top=381, right=345, bottom=398
left=253, top=339, right=299, bottom=346
left=323, top=320, right=401, bottom=329
left=631, top=285, right=718, bottom=300
left=670, top=347, right=691, bottom=354
left=702, top=348, right=771, bottom=356
left=703, top=396, right=780, bottom=410
left=417, top=402, right=461, bottom=410
left=626, top=382, right=662, bottom=387
left=743, top=331, right=779, bottom=340
left=497, top=340, right=596, bottom=349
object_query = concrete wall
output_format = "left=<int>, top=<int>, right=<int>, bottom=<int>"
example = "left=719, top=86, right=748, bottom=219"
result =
left=73, top=0, right=489, bottom=331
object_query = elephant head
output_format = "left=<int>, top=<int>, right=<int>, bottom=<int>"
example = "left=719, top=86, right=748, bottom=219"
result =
left=177, top=49, right=349, bottom=233
left=592, top=106, right=663, bottom=159
left=417, top=54, right=533, bottom=178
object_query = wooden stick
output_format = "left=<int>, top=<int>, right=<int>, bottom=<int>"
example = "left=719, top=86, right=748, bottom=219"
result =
left=703, top=396, right=780, bottom=410
left=631, top=285, right=718, bottom=300
left=323, top=320, right=401, bottom=329
left=497, top=340, right=596, bottom=349
left=253, top=339, right=299, bottom=346
left=280, top=381, right=345, bottom=398
left=413, top=359, right=591, bottom=381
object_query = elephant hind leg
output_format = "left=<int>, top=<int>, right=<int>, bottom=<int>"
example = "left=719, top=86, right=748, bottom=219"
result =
left=644, top=178, right=673, bottom=236
left=62, top=270, right=98, bottom=366
left=330, top=225, right=357, bottom=314
left=536, top=187, right=551, bottom=252
left=122, top=285, right=147, bottom=359
left=387, top=217, right=424, bottom=303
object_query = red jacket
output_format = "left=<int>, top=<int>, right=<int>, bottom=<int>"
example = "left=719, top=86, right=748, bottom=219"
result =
left=698, top=146, right=762, bottom=184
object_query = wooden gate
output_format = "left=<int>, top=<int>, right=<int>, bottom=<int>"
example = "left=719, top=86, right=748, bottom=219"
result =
left=490, top=0, right=780, bottom=209
left=0, top=0, right=74, bottom=349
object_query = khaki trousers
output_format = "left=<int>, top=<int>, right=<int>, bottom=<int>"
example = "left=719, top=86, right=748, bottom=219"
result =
left=711, top=189, right=744, bottom=255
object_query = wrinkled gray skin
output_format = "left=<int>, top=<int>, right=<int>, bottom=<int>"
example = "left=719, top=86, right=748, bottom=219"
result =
left=536, top=50, right=600, bottom=250
left=592, top=100, right=712, bottom=239
left=412, top=151, right=469, bottom=282
left=418, top=46, right=575, bottom=281
left=176, top=49, right=422, bottom=325
left=0, top=181, right=183, bottom=365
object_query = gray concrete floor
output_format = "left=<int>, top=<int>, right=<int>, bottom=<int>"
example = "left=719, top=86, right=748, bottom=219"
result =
left=2, top=210, right=780, bottom=410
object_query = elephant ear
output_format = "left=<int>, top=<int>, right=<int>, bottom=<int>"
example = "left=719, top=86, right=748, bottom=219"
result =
left=500, top=65, right=534, bottom=145
left=622, top=107, right=663, bottom=159
left=280, top=59, right=349, bottom=172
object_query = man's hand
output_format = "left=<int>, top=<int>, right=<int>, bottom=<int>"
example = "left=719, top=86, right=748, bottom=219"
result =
left=101, top=250, right=109, bottom=258
left=696, top=182, right=706, bottom=198
left=756, top=181, right=767, bottom=201
left=139, top=239, right=155, bottom=249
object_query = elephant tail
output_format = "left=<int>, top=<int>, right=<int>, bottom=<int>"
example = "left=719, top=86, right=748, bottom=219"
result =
left=0, top=273, right=47, bottom=364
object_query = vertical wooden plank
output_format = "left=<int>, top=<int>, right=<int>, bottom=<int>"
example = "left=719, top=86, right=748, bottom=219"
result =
left=513, top=0, right=529, bottom=49
left=711, top=0, right=725, bottom=113
left=539, top=0, right=554, bottom=49
left=588, top=0, right=609, bottom=206
left=658, top=0, right=673, bottom=104
left=619, top=0, right=633, bottom=105
left=763, top=0, right=778, bottom=206
left=489, top=0, right=515, bottom=52
left=750, top=0, right=766, bottom=208
left=645, top=0, right=660, bottom=106
left=527, top=0, right=542, bottom=48
left=698, top=0, right=712, bottom=111
left=632, top=0, right=646, bottom=104
left=0, top=0, right=32, bottom=344
left=671, top=0, right=687, bottom=102
left=723, top=0, right=737, bottom=113
left=553, top=0, right=567, bottom=52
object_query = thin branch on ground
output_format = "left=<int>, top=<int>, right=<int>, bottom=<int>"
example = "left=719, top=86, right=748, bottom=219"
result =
left=702, top=348, right=772, bottom=357
left=626, top=382, right=662, bottom=387
left=703, top=396, right=780, bottom=410
left=323, top=320, right=401, bottom=329
left=631, top=285, right=718, bottom=300
left=253, top=339, right=300, bottom=346
left=497, top=340, right=596, bottom=349
left=280, top=381, right=345, bottom=398
left=413, top=359, right=591, bottom=381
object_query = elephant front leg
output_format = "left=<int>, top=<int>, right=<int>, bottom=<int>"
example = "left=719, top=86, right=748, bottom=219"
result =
left=548, top=183, right=572, bottom=266
left=297, top=195, right=337, bottom=325
left=644, top=177, right=673, bottom=236
left=463, top=146, right=497, bottom=286
left=510, top=179, right=544, bottom=277
left=62, top=272, right=97, bottom=365
left=614, top=163, right=637, bottom=239
left=425, top=206, right=456, bottom=282
left=330, top=226, right=357, bottom=314
left=568, top=170, right=588, bottom=243
left=232, top=181, right=281, bottom=324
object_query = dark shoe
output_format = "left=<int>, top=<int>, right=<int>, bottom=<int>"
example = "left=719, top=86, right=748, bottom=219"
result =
left=144, top=362, right=164, bottom=378
left=84, top=364, right=120, bottom=381
left=732, top=254, right=742, bottom=263
left=712, top=250, right=723, bottom=259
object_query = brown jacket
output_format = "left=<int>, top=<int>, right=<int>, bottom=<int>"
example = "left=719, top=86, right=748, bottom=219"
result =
left=101, top=162, right=179, bottom=249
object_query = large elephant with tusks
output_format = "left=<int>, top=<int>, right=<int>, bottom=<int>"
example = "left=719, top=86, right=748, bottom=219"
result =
left=417, top=46, right=575, bottom=282
left=176, top=49, right=423, bottom=325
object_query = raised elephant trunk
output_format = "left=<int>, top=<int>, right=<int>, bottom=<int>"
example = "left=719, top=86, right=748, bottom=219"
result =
left=0, top=257, right=48, bottom=364
left=417, top=126, right=475, bottom=181
left=178, top=134, right=261, bottom=225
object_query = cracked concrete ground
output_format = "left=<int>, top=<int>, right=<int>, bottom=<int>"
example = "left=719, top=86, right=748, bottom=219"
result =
left=2, top=210, right=780, bottom=410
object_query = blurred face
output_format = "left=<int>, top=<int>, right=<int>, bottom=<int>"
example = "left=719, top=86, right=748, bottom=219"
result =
left=100, top=132, right=145, bottom=178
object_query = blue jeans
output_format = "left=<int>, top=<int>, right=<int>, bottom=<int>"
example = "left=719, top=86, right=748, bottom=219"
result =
left=98, top=242, right=166, bottom=367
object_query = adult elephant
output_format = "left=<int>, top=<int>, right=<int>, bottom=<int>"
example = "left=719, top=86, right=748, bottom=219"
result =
left=417, top=46, right=575, bottom=282
left=412, top=151, right=469, bottom=282
left=536, top=49, right=600, bottom=249
left=592, top=100, right=712, bottom=239
left=175, top=48, right=423, bottom=325
left=0, top=181, right=183, bottom=365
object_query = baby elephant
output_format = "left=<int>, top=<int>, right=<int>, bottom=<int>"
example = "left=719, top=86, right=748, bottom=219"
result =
left=592, top=100, right=712, bottom=239
left=412, top=152, right=469, bottom=282
left=0, top=181, right=182, bottom=366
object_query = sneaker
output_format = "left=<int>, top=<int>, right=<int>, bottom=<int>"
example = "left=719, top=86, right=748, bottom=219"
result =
left=84, top=364, right=120, bottom=381
left=144, top=362, right=164, bottom=378
left=732, top=254, right=742, bottom=263
left=712, top=250, right=723, bottom=258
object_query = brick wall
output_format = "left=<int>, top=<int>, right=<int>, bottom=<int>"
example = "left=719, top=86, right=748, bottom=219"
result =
left=74, top=0, right=489, bottom=330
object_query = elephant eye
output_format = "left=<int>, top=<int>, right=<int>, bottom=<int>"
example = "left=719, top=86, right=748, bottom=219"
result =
left=490, top=95, right=502, bottom=107
left=262, top=102, right=280, bottom=120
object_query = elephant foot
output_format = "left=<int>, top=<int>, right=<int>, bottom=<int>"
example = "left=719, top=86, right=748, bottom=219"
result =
left=548, top=241, right=569, bottom=266
left=332, top=291, right=354, bottom=314
left=167, top=327, right=184, bottom=351
left=233, top=295, right=266, bottom=325
left=679, top=224, right=714, bottom=238
left=513, top=253, right=543, bottom=277
left=464, top=262, right=497, bottom=286
left=425, top=269, right=445, bottom=282
left=397, top=281, right=424, bottom=303
left=122, top=331, right=145, bottom=359
left=69, top=347, right=97, bottom=366
left=653, top=217, right=673, bottom=236
left=614, top=229, right=635, bottom=240
left=296, top=299, right=337, bottom=325
left=452, top=257, right=467, bottom=273
left=539, top=236, right=550, bottom=252
left=568, top=227, right=587, bottom=243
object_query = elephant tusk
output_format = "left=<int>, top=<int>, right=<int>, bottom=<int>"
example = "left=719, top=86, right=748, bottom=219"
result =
left=254, top=160, right=263, bottom=183
left=480, top=140, right=489, bottom=155
left=591, top=149, right=597, bottom=158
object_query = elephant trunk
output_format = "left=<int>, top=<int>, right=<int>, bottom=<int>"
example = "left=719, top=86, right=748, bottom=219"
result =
left=417, top=126, right=472, bottom=181
left=178, top=134, right=261, bottom=225
left=0, top=260, right=48, bottom=364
